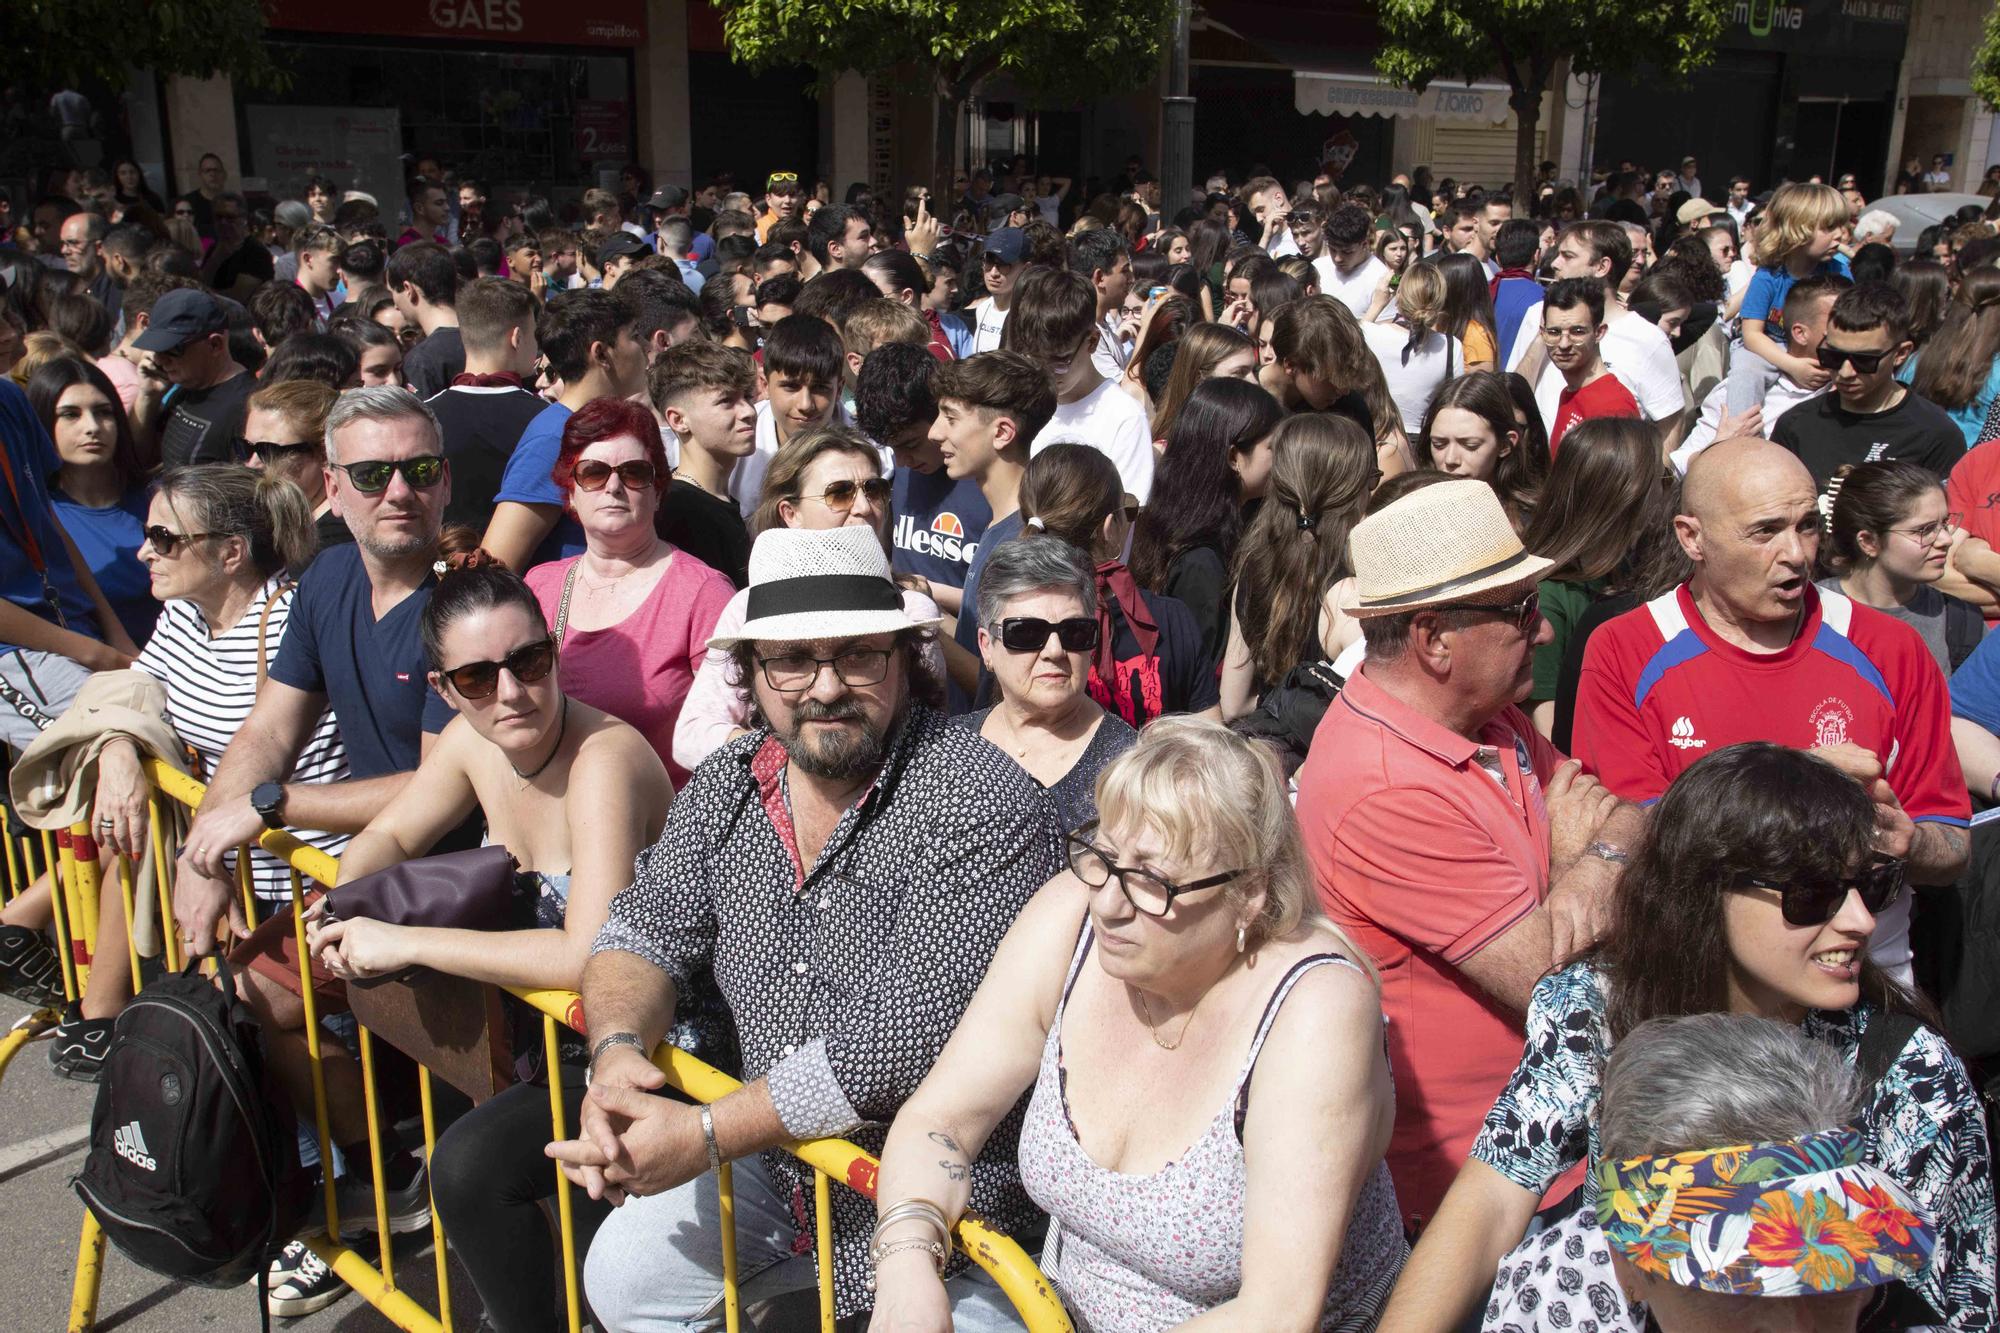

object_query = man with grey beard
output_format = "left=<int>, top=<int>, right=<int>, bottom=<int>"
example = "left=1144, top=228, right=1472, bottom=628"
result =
left=552, top=523, right=1060, bottom=1330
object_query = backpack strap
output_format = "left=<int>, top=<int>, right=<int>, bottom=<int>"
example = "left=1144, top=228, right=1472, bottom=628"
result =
left=1856, top=1009, right=1922, bottom=1091
left=254, top=579, right=294, bottom=688
left=1944, top=594, right=1984, bottom=673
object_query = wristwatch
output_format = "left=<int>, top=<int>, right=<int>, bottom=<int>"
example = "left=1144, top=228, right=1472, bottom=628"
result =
left=250, top=781, right=286, bottom=831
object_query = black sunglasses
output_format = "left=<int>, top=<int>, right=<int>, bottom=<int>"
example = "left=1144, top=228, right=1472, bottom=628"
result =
left=795, top=477, right=891, bottom=510
left=1733, top=856, right=1905, bottom=928
left=572, top=459, right=658, bottom=491
left=143, top=525, right=220, bottom=557
left=1065, top=824, right=1241, bottom=918
left=331, top=455, right=446, bottom=494
left=1431, top=591, right=1541, bottom=633
left=439, top=636, right=558, bottom=700
left=1815, top=345, right=1892, bottom=375
left=997, top=616, right=1100, bottom=654
left=237, top=438, right=318, bottom=465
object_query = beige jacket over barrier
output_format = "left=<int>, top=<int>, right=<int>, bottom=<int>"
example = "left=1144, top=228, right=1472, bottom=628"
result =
left=8, top=670, right=193, bottom=957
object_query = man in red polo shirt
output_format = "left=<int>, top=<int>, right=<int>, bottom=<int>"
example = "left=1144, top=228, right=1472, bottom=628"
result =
left=1572, top=436, right=1968, bottom=984
left=1297, top=479, right=1643, bottom=1232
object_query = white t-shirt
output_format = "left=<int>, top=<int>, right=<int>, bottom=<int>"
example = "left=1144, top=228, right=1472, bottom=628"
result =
left=132, top=579, right=351, bottom=902
left=1031, top=376, right=1155, bottom=502
left=726, top=398, right=868, bottom=517
left=1313, top=253, right=1390, bottom=319
left=1511, top=302, right=1687, bottom=427
left=1266, top=230, right=1300, bottom=259
left=1091, top=313, right=1131, bottom=381
left=1362, top=320, right=1463, bottom=435
left=971, top=299, right=1009, bottom=353
left=1670, top=375, right=1828, bottom=472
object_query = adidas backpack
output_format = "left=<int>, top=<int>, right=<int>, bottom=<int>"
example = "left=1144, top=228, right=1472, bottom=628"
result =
left=72, top=958, right=309, bottom=1287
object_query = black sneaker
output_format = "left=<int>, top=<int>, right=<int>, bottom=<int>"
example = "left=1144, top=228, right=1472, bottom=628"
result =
left=47, top=1004, right=114, bottom=1082
left=0, top=924, right=64, bottom=1007
left=266, top=1240, right=348, bottom=1317
left=335, top=1158, right=432, bottom=1239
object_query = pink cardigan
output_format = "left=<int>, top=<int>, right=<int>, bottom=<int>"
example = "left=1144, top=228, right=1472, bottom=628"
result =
left=525, top=550, right=736, bottom=788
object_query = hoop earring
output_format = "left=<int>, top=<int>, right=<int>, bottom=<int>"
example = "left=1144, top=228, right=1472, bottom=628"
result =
left=1236, top=923, right=1247, bottom=954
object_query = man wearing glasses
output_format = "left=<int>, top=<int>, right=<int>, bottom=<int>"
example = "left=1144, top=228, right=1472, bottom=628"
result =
left=1297, top=479, right=1642, bottom=1231
left=1771, top=282, right=1964, bottom=493
left=550, top=524, right=1059, bottom=1330
left=1574, top=434, right=1967, bottom=989
left=1540, top=278, right=1638, bottom=454
left=133, top=289, right=254, bottom=468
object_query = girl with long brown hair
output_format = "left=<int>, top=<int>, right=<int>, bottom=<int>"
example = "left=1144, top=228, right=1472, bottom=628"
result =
left=1910, top=266, right=2000, bottom=444
left=1219, top=413, right=1378, bottom=720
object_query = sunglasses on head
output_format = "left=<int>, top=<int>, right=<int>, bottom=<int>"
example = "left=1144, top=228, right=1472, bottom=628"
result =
left=237, top=438, right=318, bottom=465
left=996, top=617, right=1100, bottom=653
left=572, top=459, right=658, bottom=492
left=1733, top=856, right=1905, bottom=928
left=796, top=477, right=891, bottom=511
left=331, top=455, right=446, bottom=494
left=1815, top=345, right=1892, bottom=375
left=439, top=636, right=557, bottom=699
left=143, top=525, right=219, bottom=557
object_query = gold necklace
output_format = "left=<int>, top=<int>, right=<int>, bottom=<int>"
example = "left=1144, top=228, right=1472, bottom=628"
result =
left=1135, top=987, right=1206, bottom=1051
left=671, top=467, right=721, bottom=499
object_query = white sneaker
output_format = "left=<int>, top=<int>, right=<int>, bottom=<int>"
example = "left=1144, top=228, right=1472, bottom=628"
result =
left=266, top=1239, right=347, bottom=1317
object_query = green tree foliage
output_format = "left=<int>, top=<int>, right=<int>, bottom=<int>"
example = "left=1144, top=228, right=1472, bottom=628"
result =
left=1376, top=0, right=1731, bottom=202
left=717, top=0, right=1176, bottom=199
left=1976, top=1, right=2000, bottom=111
left=3, top=0, right=281, bottom=91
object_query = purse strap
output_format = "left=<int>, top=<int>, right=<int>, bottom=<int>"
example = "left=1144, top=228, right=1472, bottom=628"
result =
left=255, top=578, right=295, bottom=688
left=554, top=559, right=580, bottom=648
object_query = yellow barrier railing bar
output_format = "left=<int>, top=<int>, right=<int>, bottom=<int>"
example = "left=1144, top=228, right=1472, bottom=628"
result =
left=32, top=761, right=1073, bottom=1333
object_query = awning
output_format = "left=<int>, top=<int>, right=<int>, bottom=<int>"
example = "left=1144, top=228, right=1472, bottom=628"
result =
left=1294, top=72, right=1513, bottom=124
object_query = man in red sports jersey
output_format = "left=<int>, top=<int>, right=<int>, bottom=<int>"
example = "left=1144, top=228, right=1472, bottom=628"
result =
left=1571, top=436, right=1968, bottom=985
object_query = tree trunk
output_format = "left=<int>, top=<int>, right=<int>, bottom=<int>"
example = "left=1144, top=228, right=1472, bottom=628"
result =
left=1511, top=88, right=1541, bottom=206
left=933, top=79, right=961, bottom=219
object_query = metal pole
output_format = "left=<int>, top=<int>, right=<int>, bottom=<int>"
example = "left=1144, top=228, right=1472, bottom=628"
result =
left=1161, top=0, right=1195, bottom=217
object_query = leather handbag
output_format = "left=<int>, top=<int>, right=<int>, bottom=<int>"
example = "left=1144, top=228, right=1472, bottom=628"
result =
left=318, top=844, right=529, bottom=988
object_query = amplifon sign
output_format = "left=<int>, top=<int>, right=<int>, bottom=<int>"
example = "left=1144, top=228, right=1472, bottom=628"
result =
left=265, top=0, right=645, bottom=47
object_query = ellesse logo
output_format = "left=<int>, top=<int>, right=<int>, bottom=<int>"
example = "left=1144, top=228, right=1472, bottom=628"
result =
left=931, top=513, right=964, bottom=538
left=114, top=1120, right=157, bottom=1172
left=1668, top=716, right=1707, bottom=750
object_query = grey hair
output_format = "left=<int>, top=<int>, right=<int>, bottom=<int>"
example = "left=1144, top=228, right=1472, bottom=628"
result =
left=323, top=385, right=442, bottom=463
left=1599, top=1014, right=1862, bottom=1161
left=975, top=536, right=1098, bottom=631
left=1854, top=210, right=1899, bottom=243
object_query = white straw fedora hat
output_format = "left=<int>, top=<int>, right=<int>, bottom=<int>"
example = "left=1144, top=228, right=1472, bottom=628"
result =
left=1339, top=478, right=1555, bottom=617
left=707, top=525, right=943, bottom=649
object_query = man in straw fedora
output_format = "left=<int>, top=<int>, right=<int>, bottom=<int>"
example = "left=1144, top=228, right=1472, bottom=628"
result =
left=548, top=523, right=1060, bottom=1329
left=1296, top=477, right=1645, bottom=1231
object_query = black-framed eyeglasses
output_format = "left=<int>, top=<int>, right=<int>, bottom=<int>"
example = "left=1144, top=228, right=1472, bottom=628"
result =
left=757, top=648, right=891, bottom=692
left=1732, top=856, right=1905, bottom=928
left=237, top=438, right=318, bottom=466
left=331, top=455, right=446, bottom=494
left=439, top=636, right=557, bottom=700
left=1430, top=591, right=1541, bottom=634
left=996, top=617, right=1099, bottom=654
left=572, top=459, right=658, bottom=492
left=1065, top=824, right=1241, bottom=917
left=794, top=477, right=890, bottom=511
left=142, top=525, right=221, bottom=557
left=1815, top=345, right=1892, bottom=375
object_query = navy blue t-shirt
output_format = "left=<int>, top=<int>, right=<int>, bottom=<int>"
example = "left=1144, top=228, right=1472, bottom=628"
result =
left=954, top=509, right=1023, bottom=660
left=494, top=400, right=585, bottom=566
left=0, top=379, right=101, bottom=653
left=891, top=468, right=991, bottom=592
left=54, top=489, right=158, bottom=649
left=268, top=544, right=454, bottom=777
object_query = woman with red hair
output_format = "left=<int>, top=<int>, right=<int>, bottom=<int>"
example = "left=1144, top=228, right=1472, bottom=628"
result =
left=523, top=396, right=735, bottom=785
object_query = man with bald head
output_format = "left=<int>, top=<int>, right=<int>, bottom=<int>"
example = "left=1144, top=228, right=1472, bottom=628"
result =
left=1572, top=437, right=1968, bottom=983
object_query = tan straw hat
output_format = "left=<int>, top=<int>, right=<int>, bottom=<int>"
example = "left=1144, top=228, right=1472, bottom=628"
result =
left=1339, top=478, right=1554, bottom=617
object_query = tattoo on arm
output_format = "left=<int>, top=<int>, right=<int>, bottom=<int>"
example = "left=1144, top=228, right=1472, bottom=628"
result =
left=929, top=1131, right=968, bottom=1180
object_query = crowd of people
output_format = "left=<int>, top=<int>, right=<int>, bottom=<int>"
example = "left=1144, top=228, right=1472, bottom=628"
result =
left=0, top=141, right=1996, bottom=1333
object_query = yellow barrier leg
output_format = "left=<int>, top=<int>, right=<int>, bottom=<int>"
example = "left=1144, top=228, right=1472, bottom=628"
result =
left=356, top=1025, right=396, bottom=1287
left=115, top=860, right=141, bottom=997
left=68, top=1211, right=105, bottom=1332
left=814, top=1170, right=835, bottom=1333
left=1, top=811, right=22, bottom=901
left=148, top=796, right=182, bottom=973
left=286, top=867, right=341, bottom=1243
left=543, top=1015, right=582, bottom=1333
left=419, top=1068, right=454, bottom=1333
left=718, top=1160, right=741, bottom=1333
left=55, top=831, right=91, bottom=1000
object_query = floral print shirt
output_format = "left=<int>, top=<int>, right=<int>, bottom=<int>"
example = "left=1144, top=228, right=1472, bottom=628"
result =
left=1468, top=962, right=1995, bottom=1331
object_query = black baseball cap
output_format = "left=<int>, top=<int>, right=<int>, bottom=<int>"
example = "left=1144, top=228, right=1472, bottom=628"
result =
left=132, top=289, right=227, bottom=352
left=646, top=185, right=689, bottom=211
left=598, top=232, right=650, bottom=265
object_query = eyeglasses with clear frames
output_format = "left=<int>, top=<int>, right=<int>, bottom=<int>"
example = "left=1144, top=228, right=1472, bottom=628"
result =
left=1539, top=323, right=1597, bottom=345
left=1888, top=513, right=1963, bottom=546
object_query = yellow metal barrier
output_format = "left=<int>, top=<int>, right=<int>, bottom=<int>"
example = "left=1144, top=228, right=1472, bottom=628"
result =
left=13, top=762, right=1071, bottom=1333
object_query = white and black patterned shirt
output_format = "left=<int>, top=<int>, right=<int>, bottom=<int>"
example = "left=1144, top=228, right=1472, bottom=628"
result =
left=593, top=702, right=1064, bottom=1317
